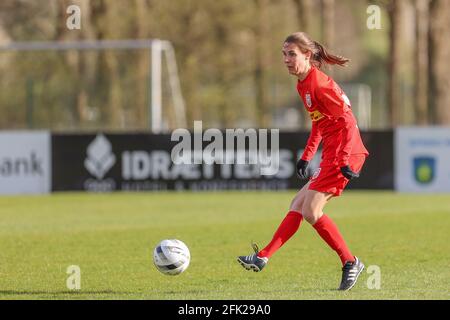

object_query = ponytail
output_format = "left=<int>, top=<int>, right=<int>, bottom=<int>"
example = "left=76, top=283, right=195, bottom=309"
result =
left=284, top=32, right=350, bottom=68
left=312, top=41, right=349, bottom=68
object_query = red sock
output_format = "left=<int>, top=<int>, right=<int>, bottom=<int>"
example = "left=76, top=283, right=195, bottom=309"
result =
left=313, top=214, right=355, bottom=266
left=258, top=211, right=303, bottom=259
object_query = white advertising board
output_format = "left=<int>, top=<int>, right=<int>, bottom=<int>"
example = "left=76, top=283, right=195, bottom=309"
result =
left=395, top=127, right=450, bottom=192
left=0, top=131, right=51, bottom=195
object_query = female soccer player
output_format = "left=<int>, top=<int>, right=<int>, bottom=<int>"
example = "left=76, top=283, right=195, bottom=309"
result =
left=237, top=32, right=369, bottom=291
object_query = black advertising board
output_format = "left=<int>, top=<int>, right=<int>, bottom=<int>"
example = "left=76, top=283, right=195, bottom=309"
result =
left=52, top=131, right=393, bottom=192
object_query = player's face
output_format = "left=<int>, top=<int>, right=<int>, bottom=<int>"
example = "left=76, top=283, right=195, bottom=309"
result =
left=282, top=42, right=311, bottom=77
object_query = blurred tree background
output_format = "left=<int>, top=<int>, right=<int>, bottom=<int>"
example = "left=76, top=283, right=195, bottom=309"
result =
left=0, top=0, right=448, bottom=131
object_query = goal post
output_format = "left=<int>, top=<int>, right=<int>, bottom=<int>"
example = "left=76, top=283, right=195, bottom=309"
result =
left=0, top=39, right=187, bottom=133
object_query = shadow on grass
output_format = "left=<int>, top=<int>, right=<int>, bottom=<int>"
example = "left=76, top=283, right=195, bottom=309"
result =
left=153, top=288, right=340, bottom=296
left=151, top=290, right=210, bottom=295
left=0, top=290, right=133, bottom=296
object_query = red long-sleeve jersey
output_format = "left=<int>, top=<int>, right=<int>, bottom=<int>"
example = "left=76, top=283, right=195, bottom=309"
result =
left=297, top=66, right=369, bottom=167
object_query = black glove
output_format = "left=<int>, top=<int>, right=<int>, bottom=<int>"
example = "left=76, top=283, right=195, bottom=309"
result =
left=296, top=159, right=309, bottom=180
left=340, top=165, right=360, bottom=180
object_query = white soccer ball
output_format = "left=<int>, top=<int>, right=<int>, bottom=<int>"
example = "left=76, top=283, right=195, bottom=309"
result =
left=153, top=239, right=191, bottom=275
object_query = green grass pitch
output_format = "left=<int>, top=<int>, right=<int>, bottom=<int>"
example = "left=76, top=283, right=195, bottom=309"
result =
left=0, top=191, right=449, bottom=300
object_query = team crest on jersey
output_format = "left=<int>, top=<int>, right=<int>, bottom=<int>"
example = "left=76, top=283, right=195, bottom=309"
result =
left=305, top=93, right=312, bottom=108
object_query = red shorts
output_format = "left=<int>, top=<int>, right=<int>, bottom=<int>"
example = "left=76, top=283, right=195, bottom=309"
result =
left=308, top=154, right=367, bottom=197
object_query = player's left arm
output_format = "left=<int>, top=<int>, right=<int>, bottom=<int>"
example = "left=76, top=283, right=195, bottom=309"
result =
left=315, top=81, right=356, bottom=167
left=336, top=115, right=358, bottom=167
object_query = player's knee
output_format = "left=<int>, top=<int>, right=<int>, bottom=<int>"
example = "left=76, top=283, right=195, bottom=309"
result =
left=301, top=203, right=321, bottom=224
